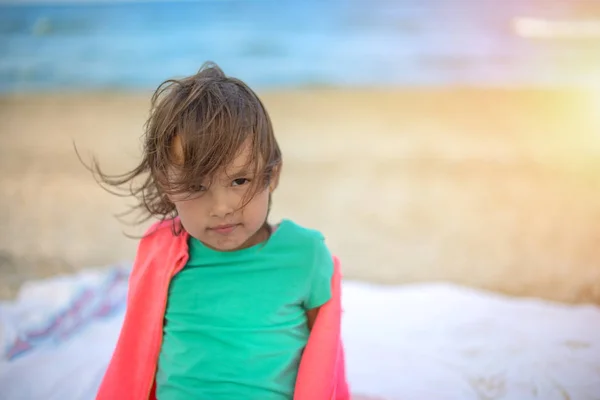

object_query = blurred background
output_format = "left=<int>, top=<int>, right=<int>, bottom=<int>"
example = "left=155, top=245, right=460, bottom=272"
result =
left=1, top=0, right=600, bottom=303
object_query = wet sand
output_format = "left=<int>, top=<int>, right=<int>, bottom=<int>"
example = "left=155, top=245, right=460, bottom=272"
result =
left=1, top=88, right=600, bottom=303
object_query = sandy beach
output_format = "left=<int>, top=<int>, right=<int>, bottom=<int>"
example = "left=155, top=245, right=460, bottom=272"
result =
left=1, top=88, right=600, bottom=303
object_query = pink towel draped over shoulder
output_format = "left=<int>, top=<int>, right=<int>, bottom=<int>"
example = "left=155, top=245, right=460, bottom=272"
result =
left=95, top=219, right=350, bottom=400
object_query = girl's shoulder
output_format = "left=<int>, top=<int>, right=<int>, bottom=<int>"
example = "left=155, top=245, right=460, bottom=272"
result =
left=132, top=218, right=187, bottom=273
left=275, top=219, right=326, bottom=243
left=272, top=219, right=332, bottom=264
left=142, top=218, right=182, bottom=239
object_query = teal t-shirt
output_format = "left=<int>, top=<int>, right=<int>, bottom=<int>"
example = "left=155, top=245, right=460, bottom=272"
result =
left=155, top=219, right=334, bottom=400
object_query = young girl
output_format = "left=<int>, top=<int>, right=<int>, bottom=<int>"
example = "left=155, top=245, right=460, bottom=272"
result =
left=92, top=62, right=349, bottom=400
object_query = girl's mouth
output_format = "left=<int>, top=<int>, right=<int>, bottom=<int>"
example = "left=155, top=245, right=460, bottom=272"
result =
left=209, top=224, right=239, bottom=235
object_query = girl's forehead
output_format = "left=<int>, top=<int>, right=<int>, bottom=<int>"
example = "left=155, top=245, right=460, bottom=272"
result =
left=226, top=140, right=255, bottom=172
left=169, top=135, right=258, bottom=175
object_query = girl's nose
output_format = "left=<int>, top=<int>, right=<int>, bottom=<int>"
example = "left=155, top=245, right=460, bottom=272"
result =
left=209, top=189, right=234, bottom=218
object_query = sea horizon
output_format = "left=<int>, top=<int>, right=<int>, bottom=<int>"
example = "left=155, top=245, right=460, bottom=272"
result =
left=1, top=0, right=600, bottom=93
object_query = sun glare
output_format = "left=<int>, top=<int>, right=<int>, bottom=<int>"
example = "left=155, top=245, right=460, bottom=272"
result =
left=513, top=17, right=600, bottom=39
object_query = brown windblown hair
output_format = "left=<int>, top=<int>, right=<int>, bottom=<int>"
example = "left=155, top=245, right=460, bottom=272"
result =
left=79, top=61, right=282, bottom=234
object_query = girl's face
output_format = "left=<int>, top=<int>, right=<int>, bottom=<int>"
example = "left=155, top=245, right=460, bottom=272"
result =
left=167, top=138, right=278, bottom=251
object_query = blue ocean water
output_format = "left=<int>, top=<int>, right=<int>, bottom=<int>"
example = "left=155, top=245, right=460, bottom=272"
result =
left=1, top=0, right=599, bottom=92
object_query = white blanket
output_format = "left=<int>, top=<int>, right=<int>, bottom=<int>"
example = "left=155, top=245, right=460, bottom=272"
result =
left=1, top=265, right=599, bottom=400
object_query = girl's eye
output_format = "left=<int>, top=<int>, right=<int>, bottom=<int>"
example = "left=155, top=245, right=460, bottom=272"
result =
left=232, top=178, right=250, bottom=187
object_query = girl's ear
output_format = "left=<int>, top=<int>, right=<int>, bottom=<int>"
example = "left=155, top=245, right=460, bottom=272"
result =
left=269, top=164, right=281, bottom=192
left=170, top=134, right=184, bottom=165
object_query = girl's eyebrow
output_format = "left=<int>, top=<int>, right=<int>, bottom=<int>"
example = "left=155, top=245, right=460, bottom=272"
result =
left=226, top=168, right=253, bottom=179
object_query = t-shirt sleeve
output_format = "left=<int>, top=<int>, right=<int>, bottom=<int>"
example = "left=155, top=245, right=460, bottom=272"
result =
left=304, top=238, right=334, bottom=310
